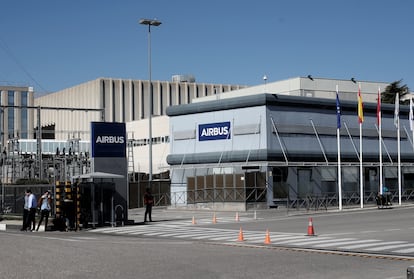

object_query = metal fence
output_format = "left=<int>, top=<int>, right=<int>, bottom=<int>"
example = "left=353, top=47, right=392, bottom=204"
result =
left=279, top=188, right=414, bottom=211
left=168, top=188, right=414, bottom=211
left=3, top=185, right=414, bottom=215
left=1, top=184, right=52, bottom=215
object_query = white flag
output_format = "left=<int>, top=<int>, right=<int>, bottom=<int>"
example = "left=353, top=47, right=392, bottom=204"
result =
left=410, top=98, right=414, bottom=131
left=394, top=93, right=399, bottom=128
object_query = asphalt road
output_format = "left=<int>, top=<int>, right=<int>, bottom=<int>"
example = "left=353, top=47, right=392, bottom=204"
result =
left=2, top=205, right=414, bottom=278
left=0, top=230, right=410, bottom=279
left=208, top=205, right=414, bottom=243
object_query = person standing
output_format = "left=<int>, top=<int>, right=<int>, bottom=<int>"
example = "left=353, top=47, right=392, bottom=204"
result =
left=27, top=189, right=37, bottom=231
left=21, top=189, right=30, bottom=231
left=22, top=189, right=37, bottom=231
left=144, top=188, right=154, bottom=222
left=36, top=190, right=51, bottom=231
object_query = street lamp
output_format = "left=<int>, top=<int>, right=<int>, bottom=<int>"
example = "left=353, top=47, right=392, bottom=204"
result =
left=139, top=18, right=161, bottom=190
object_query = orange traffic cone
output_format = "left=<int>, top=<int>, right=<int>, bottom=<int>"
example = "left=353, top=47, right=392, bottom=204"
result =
left=237, top=227, right=244, bottom=241
left=264, top=229, right=271, bottom=244
left=192, top=216, right=196, bottom=225
left=235, top=212, right=240, bottom=222
left=212, top=213, right=217, bottom=224
left=307, top=217, right=316, bottom=236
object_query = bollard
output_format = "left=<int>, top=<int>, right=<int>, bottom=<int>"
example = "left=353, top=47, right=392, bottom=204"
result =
left=407, top=266, right=414, bottom=279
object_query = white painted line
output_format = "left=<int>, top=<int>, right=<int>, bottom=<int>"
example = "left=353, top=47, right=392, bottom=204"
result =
left=384, top=228, right=402, bottom=232
left=340, top=241, right=405, bottom=249
left=70, top=237, right=98, bottom=240
left=264, top=235, right=308, bottom=242
left=392, top=247, right=414, bottom=253
left=321, top=232, right=359, bottom=237
left=291, top=238, right=355, bottom=246
left=102, top=228, right=145, bottom=234
left=274, top=237, right=333, bottom=245
left=192, top=232, right=236, bottom=240
left=242, top=235, right=267, bottom=243
left=365, top=243, right=414, bottom=252
left=313, top=239, right=379, bottom=248
left=173, top=231, right=230, bottom=239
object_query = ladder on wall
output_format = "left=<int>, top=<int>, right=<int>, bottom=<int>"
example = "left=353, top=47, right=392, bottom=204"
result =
left=127, top=139, right=135, bottom=182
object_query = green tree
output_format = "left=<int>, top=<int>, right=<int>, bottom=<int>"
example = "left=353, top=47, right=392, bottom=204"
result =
left=381, top=80, right=410, bottom=105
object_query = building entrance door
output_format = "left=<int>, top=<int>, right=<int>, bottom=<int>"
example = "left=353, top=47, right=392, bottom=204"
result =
left=298, top=169, right=312, bottom=198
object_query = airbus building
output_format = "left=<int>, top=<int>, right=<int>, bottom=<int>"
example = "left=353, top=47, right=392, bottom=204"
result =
left=4, top=76, right=413, bottom=212
left=166, top=79, right=414, bottom=210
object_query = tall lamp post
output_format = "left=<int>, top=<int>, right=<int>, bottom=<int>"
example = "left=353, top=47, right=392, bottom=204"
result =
left=139, top=18, right=161, bottom=190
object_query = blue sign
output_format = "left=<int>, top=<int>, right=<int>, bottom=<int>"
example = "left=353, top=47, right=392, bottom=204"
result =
left=91, top=122, right=126, bottom=157
left=198, top=121, right=231, bottom=141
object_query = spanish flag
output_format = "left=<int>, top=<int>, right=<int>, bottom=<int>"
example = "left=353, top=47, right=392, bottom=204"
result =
left=377, top=88, right=381, bottom=126
left=357, top=85, right=364, bottom=124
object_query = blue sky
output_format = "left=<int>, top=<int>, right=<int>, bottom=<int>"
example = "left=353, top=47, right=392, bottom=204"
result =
left=0, top=0, right=413, bottom=95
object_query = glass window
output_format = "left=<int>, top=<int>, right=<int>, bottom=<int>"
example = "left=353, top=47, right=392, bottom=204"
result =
left=21, top=91, right=28, bottom=138
left=321, top=167, right=336, bottom=181
left=8, top=91, right=15, bottom=138
left=343, top=167, right=358, bottom=183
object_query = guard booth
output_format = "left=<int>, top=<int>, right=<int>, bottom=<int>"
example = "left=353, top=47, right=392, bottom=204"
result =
left=73, top=172, right=124, bottom=228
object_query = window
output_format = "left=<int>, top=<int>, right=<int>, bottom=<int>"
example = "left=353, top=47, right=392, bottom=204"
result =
left=8, top=91, right=14, bottom=139
left=21, top=91, right=28, bottom=138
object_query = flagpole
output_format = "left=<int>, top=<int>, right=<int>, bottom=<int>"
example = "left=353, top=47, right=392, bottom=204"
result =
left=395, top=93, right=401, bottom=205
left=359, top=122, right=363, bottom=208
left=358, top=83, right=364, bottom=208
left=337, top=127, right=342, bottom=211
left=336, top=85, right=342, bottom=211
left=397, top=116, right=401, bottom=205
left=378, top=87, right=383, bottom=195
left=411, top=98, right=414, bottom=152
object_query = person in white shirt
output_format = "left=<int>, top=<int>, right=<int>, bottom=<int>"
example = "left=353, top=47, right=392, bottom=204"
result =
left=21, top=189, right=31, bottom=231
left=26, top=189, right=37, bottom=231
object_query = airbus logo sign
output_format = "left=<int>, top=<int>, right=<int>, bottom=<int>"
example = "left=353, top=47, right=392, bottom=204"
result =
left=198, top=121, right=231, bottom=141
left=91, top=122, right=126, bottom=158
left=95, top=136, right=125, bottom=144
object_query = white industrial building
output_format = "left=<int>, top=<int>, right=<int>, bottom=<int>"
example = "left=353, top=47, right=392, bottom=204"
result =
left=34, top=77, right=247, bottom=175
left=167, top=91, right=414, bottom=210
left=2, top=76, right=411, bottom=210
left=32, top=77, right=400, bottom=177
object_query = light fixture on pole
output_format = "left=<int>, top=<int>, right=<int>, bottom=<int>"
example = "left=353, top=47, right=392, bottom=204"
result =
left=263, top=75, right=267, bottom=92
left=139, top=18, right=161, bottom=190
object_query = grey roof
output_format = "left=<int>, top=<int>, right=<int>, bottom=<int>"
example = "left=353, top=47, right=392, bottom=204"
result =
left=166, top=93, right=402, bottom=117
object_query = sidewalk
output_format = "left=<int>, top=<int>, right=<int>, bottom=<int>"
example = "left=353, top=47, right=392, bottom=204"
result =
left=0, top=207, right=280, bottom=231
left=0, top=219, right=22, bottom=231
left=127, top=205, right=316, bottom=224
left=2, top=203, right=407, bottom=231
left=0, top=217, right=46, bottom=231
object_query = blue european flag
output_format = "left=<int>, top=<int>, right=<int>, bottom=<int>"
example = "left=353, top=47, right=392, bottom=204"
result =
left=336, top=91, right=341, bottom=129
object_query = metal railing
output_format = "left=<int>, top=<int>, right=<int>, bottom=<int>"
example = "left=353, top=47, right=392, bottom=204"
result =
left=163, top=188, right=414, bottom=210
left=1, top=184, right=52, bottom=215
left=283, top=188, right=414, bottom=211
left=4, top=185, right=414, bottom=215
left=183, top=187, right=266, bottom=205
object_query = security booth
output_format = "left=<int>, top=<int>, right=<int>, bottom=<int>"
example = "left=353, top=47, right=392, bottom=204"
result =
left=73, top=172, right=124, bottom=228
left=90, top=122, right=129, bottom=225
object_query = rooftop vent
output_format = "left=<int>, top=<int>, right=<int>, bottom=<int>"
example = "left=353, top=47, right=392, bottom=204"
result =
left=172, top=74, right=195, bottom=83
